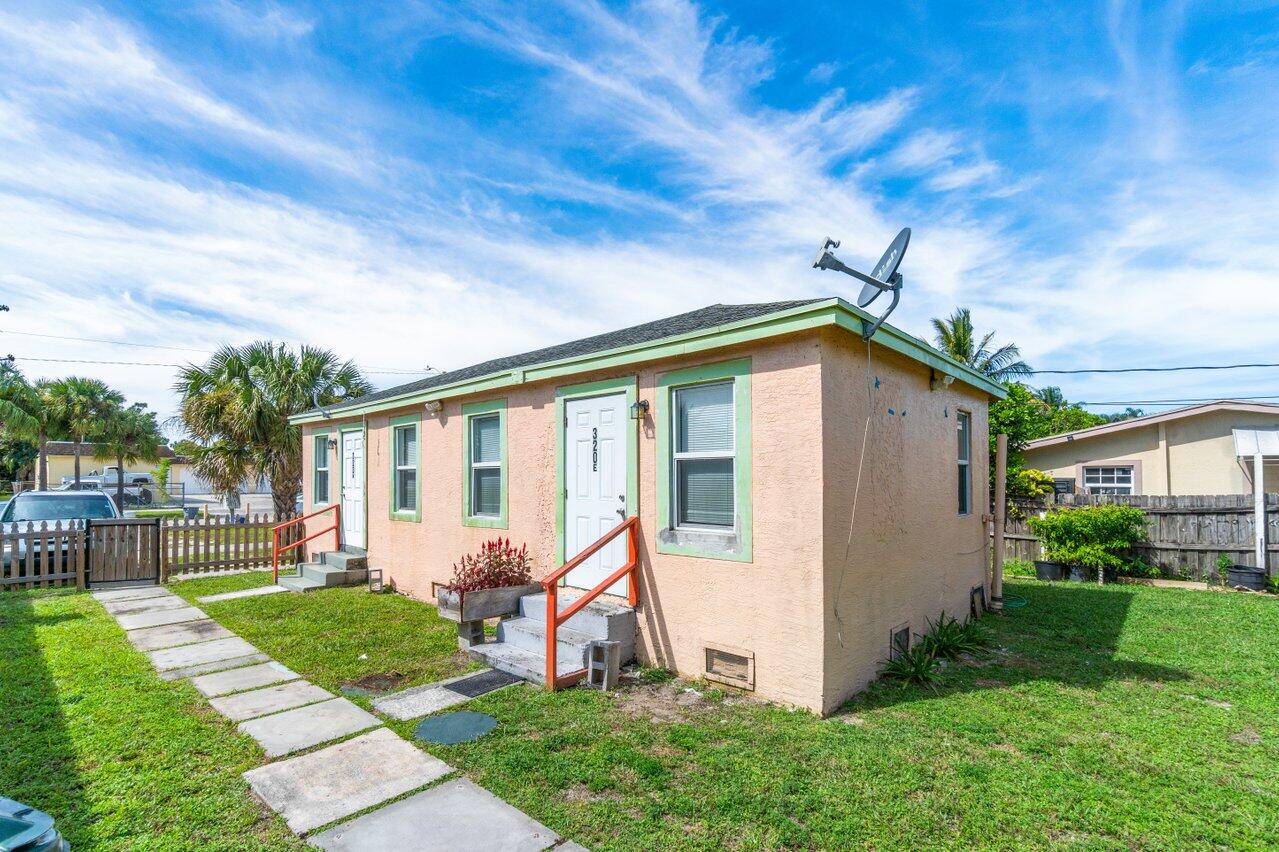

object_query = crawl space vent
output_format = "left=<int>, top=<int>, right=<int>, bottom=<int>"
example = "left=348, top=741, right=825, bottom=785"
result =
left=970, top=585, right=986, bottom=619
left=889, top=624, right=911, bottom=661
left=704, top=643, right=755, bottom=690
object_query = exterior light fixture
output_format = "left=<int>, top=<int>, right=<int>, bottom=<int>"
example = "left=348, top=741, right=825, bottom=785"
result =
left=327, top=438, right=338, bottom=451
left=424, top=400, right=442, bottom=414
left=929, top=370, right=955, bottom=392
left=630, top=399, right=650, bottom=420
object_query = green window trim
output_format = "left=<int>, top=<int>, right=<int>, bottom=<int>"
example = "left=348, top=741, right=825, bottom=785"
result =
left=311, top=429, right=332, bottom=510
left=553, top=376, right=639, bottom=566
left=656, top=358, right=753, bottom=562
left=462, top=399, right=508, bottom=529
left=389, top=413, right=422, bottom=522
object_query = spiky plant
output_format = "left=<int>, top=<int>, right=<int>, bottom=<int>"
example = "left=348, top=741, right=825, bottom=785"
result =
left=930, top=308, right=1032, bottom=382
left=173, top=342, right=370, bottom=518
left=880, top=647, right=941, bottom=688
left=917, top=613, right=990, bottom=661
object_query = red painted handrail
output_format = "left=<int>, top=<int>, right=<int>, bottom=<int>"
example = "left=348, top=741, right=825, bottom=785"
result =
left=272, top=504, right=341, bottom=583
left=541, top=516, right=639, bottom=689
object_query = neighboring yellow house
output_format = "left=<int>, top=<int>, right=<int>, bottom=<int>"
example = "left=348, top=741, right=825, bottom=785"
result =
left=38, top=441, right=179, bottom=485
left=1024, top=400, right=1279, bottom=496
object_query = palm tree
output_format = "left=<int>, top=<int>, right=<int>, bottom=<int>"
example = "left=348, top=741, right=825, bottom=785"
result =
left=44, top=377, right=125, bottom=486
left=100, top=402, right=165, bottom=510
left=0, top=366, right=67, bottom=490
left=930, top=308, right=1032, bottom=382
left=1034, top=386, right=1067, bottom=409
left=174, top=342, right=370, bottom=518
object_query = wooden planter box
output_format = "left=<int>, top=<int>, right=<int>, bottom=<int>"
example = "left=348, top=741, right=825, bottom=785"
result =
left=433, top=582, right=543, bottom=623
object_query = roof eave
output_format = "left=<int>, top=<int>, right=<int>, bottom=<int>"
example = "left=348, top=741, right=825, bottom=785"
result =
left=1025, top=400, right=1279, bottom=450
left=290, top=298, right=1005, bottom=425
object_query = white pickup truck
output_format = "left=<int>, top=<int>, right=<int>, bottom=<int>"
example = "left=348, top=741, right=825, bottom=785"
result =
left=59, top=465, right=154, bottom=488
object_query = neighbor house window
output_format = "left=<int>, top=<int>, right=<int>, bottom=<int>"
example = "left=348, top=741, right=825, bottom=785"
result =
left=655, top=358, right=753, bottom=562
left=673, top=381, right=736, bottom=528
left=957, top=411, right=972, bottom=515
left=1083, top=466, right=1134, bottom=495
left=390, top=415, right=419, bottom=521
left=463, top=400, right=507, bottom=528
left=313, top=434, right=330, bottom=505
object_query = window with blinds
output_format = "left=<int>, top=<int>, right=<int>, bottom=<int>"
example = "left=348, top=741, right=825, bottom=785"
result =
left=470, top=414, right=502, bottom=517
left=313, top=435, right=329, bottom=504
left=672, top=380, right=735, bottom=529
left=393, top=423, right=417, bottom=513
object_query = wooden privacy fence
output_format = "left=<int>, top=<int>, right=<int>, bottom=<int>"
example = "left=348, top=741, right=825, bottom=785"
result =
left=1000, top=493, right=1279, bottom=580
left=2, top=513, right=300, bottom=590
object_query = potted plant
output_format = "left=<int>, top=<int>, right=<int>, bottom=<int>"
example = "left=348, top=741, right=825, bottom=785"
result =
left=1027, top=504, right=1148, bottom=583
left=434, top=539, right=541, bottom=623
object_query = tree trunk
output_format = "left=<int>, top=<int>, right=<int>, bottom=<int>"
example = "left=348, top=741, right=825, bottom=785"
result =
left=73, top=437, right=82, bottom=486
left=115, top=452, right=125, bottom=513
left=37, top=431, right=47, bottom=490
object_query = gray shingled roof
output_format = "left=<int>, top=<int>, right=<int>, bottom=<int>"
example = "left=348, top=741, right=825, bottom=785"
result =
left=311, top=300, right=825, bottom=417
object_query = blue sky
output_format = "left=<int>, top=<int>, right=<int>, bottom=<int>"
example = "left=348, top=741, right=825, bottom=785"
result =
left=1, top=0, right=1277, bottom=431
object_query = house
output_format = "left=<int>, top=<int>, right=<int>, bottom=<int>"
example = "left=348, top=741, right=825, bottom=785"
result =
left=290, top=298, right=1005, bottom=715
left=35, top=441, right=179, bottom=486
left=1023, top=400, right=1279, bottom=496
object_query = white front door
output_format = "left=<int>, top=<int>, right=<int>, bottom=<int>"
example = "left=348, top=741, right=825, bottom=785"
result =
left=564, top=393, right=629, bottom=594
left=340, top=430, right=365, bottom=549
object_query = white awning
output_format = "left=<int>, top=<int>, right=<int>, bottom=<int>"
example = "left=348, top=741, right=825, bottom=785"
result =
left=1232, top=428, right=1279, bottom=458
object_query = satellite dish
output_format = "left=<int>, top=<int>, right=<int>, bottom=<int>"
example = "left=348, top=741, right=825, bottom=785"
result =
left=812, top=228, right=911, bottom=340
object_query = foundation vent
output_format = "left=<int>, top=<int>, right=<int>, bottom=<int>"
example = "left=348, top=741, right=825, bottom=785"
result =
left=970, top=585, right=986, bottom=619
left=704, top=643, right=755, bottom=690
left=889, top=624, right=911, bottom=661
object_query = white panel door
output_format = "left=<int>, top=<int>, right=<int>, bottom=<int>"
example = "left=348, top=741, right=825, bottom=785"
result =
left=341, top=430, right=365, bottom=549
left=564, top=393, right=628, bottom=594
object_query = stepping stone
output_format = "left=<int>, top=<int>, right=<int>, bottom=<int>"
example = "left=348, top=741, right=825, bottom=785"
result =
left=102, top=595, right=188, bottom=615
left=197, top=585, right=289, bottom=603
left=372, top=672, right=485, bottom=721
left=209, top=680, right=332, bottom=721
left=158, top=653, right=270, bottom=681
left=191, top=661, right=300, bottom=697
left=127, top=619, right=233, bottom=651
left=310, top=779, right=562, bottom=851
left=92, top=586, right=171, bottom=602
left=238, top=697, right=379, bottom=757
left=117, top=605, right=207, bottom=631
left=148, top=637, right=259, bottom=672
left=243, top=728, right=452, bottom=834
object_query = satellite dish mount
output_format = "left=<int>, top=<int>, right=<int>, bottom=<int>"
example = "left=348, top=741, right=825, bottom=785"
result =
left=811, top=228, right=910, bottom=341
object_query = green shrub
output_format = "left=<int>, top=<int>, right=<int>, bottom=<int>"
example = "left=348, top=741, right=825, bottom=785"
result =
left=639, top=666, right=675, bottom=684
left=1027, top=504, right=1147, bottom=572
left=917, top=613, right=989, bottom=660
left=880, top=647, right=940, bottom=687
left=1216, top=554, right=1233, bottom=586
left=1005, top=558, right=1036, bottom=577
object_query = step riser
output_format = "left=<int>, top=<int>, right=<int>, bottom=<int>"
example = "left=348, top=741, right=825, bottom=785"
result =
left=321, top=551, right=368, bottom=572
left=519, top=593, right=634, bottom=640
left=474, top=649, right=546, bottom=685
left=299, top=563, right=368, bottom=586
left=497, top=622, right=589, bottom=667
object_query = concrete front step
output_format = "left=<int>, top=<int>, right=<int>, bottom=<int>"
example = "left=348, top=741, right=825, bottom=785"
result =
left=320, top=550, right=368, bottom=572
left=470, top=642, right=584, bottom=685
left=518, top=592, right=636, bottom=663
left=278, top=574, right=326, bottom=593
left=496, top=616, right=593, bottom=668
left=278, top=561, right=368, bottom=592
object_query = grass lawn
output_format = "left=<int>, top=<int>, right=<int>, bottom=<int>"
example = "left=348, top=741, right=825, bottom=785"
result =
left=168, top=575, right=1279, bottom=849
left=0, top=588, right=305, bottom=851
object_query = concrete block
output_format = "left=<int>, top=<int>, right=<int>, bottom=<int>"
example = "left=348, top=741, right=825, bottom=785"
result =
left=191, top=661, right=300, bottom=697
left=238, top=698, right=379, bottom=757
left=208, top=680, right=332, bottom=721
left=158, top=653, right=270, bottom=680
left=127, top=619, right=233, bottom=651
left=309, top=779, right=561, bottom=851
left=116, top=605, right=208, bottom=631
left=148, top=637, right=259, bottom=672
left=242, top=728, right=452, bottom=834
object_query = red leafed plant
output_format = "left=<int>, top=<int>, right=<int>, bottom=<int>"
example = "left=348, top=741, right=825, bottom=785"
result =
left=448, top=539, right=532, bottom=593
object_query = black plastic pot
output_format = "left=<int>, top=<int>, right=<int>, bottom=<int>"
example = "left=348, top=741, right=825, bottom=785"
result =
left=1034, top=560, right=1064, bottom=581
left=1226, top=565, right=1266, bottom=591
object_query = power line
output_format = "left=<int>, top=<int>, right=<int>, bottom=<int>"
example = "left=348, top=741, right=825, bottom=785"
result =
left=0, top=328, right=211, bottom=353
left=5, top=354, right=436, bottom=376
left=1076, top=394, right=1279, bottom=407
left=1031, top=362, right=1279, bottom=375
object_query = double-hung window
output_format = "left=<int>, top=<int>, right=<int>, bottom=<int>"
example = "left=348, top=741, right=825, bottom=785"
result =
left=673, top=381, right=736, bottom=529
left=957, top=411, right=972, bottom=515
left=1083, top=466, right=1134, bottom=495
left=463, top=400, right=507, bottom=527
left=390, top=416, right=419, bottom=520
left=313, top=434, right=330, bottom=505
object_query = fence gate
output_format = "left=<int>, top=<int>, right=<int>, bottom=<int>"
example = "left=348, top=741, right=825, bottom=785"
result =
left=86, top=518, right=162, bottom=586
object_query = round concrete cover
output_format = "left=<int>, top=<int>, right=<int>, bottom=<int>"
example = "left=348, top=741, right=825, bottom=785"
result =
left=414, top=711, right=497, bottom=745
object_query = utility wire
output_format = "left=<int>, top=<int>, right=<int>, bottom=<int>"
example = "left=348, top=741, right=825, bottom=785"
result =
left=4, top=354, right=436, bottom=375
left=1076, top=394, right=1279, bottom=406
left=0, top=328, right=210, bottom=353
left=1031, top=362, right=1279, bottom=375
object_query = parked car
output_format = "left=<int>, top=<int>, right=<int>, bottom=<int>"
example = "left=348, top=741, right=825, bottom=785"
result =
left=55, top=480, right=154, bottom=506
left=1, top=491, right=120, bottom=570
left=0, top=796, right=69, bottom=851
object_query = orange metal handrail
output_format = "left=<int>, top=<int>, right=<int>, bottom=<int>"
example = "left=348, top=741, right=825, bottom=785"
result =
left=541, top=516, right=639, bottom=689
left=272, top=504, right=341, bottom=583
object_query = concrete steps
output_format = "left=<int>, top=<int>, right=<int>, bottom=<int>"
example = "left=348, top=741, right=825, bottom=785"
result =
left=278, top=549, right=368, bottom=593
left=469, top=588, right=636, bottom=685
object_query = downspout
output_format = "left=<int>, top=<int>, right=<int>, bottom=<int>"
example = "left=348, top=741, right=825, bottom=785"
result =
left=1158, top=422, right=1172, bottom=496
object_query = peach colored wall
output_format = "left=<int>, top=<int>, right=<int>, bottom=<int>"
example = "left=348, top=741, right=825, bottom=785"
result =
left=300, top=328, right=993, bottom=714
left=819, top=328, right=991, bottom=715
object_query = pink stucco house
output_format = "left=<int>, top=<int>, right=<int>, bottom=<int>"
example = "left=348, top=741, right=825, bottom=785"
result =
left=290, top=298, right=1005, bottom=715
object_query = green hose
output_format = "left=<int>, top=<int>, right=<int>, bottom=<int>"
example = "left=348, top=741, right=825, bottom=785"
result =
left=1002, top=595, right=1029, bottom=609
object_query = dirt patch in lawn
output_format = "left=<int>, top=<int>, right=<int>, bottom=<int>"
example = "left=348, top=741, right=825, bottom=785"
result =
left=340, top=671, right=407, bottom=694
left=565, top=783, right=624, bottom=804
left=612, top=682, right=710, bottom=723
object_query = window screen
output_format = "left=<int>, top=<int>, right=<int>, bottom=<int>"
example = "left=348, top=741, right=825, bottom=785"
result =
left=470, top=414, right=501, bottom=517
left=393, top=424, right=417, bottom=513
left=673, top=381, right=735, bottom=528
left=957, top=411, right=971, bottom=515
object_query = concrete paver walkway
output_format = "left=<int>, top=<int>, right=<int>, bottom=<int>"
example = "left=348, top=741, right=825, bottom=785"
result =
left=91, top=584, right=584, bottom=849
left=197, top=584, right=289, bottom=603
